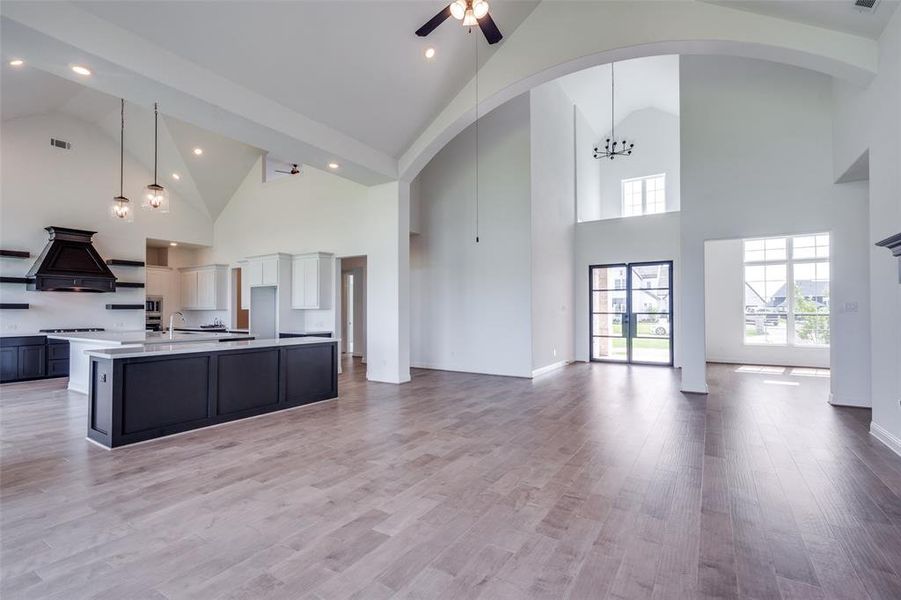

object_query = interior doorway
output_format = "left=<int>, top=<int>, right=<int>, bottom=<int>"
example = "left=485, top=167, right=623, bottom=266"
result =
left=232, top=267, right=249, bottom=330
left=340, top=256, right=367, bottom=361
left=590, top=261, right=673, bottom=365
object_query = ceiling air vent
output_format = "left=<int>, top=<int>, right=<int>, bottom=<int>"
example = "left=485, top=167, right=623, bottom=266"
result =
left=853, top=0, right=879, bottom=12
left=50, top=138, right=71, bottom=150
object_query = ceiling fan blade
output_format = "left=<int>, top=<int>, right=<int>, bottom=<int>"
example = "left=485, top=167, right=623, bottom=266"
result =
left=478, top=12, right=502, bottom=44
left=275, top=169, right=291, bottom=174
left=416, top=4, right=452, bottom=37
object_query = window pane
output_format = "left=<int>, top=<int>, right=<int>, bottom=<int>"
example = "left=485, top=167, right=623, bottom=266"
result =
left=744, top=313, right=787, bottom=344
left=592, top=291, right=627, bottom=312
left=634, top=313, right=671, bottom=338
left=592, top=314, right=624, bottom=337
left=622, top=180, right=643, bottom=217
left=793, top=233, right=830, bottom=259
left=794, top=314, right=830, bottom=345
left=764, top=237, right=787, bottom=261
left=632, top=289, right=670, bottom=313
left=631, top=263, right=671, bottom=289
left=592, top=266, right=627, bottom=290
left=592, top=336, right=627, bottom=361
left=793, top=261, right=829, bottom=313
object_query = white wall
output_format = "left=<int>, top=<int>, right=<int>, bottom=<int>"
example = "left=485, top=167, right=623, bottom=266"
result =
left=197, top=160, right=409, bottom=383
left=410, top=94, right=533, bottom=377
left=831, top=10, right=901, bottom=445
left=574, top=211, right=681, bottom=364
left=704, top=238, right=829, bottom=368
left=0, top=112, right=213, bottom=334
left=596, top=108, right=681, bottom=220
left=680, top=56, right=871, bottom=404
left=530, top=82, right=576, bottom=372
left=575, top=107, right=602, bottom=223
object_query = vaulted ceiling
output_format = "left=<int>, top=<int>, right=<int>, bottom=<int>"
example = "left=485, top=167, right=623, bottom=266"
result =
left=1, top=0, right=896, bottom=192
left=1, top=67, right=261, bottom=219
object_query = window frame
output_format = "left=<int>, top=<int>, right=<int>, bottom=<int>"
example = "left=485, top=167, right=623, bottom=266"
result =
left=621, top=174, right=666, bottom=217
left=742, top=233, right=831, bottom=348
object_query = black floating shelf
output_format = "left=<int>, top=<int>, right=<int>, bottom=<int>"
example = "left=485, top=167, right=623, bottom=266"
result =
left=0, top=303, right=29, bottom=309
left=106, top=304, right=145, bottom=310
left=116, top=282, right=145, bottom=288
left=106, top=259, right=145, bottom=267
left=0, top=250, right=30, bottom=259
left=0, top=277, right=32, bottom=284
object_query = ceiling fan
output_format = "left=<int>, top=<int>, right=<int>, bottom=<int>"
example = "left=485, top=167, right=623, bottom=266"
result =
left=275, top=163, right=300, bottom=175
left=416, top=0, right=502, bottom=45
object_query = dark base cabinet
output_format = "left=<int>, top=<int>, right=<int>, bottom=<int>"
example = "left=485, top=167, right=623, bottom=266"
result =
left=88, top=341, right=338, bottom=448
left=0, top=336, right=68, bottom=383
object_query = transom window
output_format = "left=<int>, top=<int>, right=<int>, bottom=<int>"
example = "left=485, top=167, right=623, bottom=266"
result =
left=621, top=174, right=665, bottom=217
left=743, top=233, right=830, bottom=347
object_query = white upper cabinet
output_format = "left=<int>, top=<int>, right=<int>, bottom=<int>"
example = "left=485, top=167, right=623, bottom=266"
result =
left=292, top=253, right=333, bottom=310
left=179, top=265, right=228, bottom=310
left=243, top=254, right=285, bottom=288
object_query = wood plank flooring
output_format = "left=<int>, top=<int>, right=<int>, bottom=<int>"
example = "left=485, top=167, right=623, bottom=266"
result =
left=2, top=359, right=901, bottom=599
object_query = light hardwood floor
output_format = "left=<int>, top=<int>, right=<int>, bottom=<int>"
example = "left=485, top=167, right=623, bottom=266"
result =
left=2, top=359, right=901, bottom=599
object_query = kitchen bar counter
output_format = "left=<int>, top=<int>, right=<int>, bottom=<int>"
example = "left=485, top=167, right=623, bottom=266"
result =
left=88, top=337, right=338, bottom=448
left=49, top=330, right=255, bottom=394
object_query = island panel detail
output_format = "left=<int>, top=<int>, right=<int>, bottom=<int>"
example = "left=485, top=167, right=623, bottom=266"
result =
left=87, top=340, right=337, bottom=448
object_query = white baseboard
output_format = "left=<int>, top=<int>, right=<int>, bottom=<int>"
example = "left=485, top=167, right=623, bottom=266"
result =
left=870, top=422, right=901, bottom=458
left=410, top=362, right=531, bottom=379
left=828, top=392, right=870, bottom=408
left=680, top=383, right=709, bottom=394
left=531, top=360, right=571, bottom=378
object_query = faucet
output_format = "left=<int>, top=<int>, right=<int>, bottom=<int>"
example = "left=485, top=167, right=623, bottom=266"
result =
left=168, top=312, right=186, bottom=338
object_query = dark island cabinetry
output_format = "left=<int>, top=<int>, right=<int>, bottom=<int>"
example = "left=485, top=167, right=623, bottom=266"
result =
left=88, top=340, right=338, bottom=448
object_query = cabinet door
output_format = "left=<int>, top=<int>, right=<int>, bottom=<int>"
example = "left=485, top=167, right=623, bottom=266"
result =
left=303, top=259, right=320, bottom=308
left=181, top=271, right=198, bottom=309
left=0, top=347, right=17, bottom=382
left=291, top=259, right=305, bottom=309
left=146, top=269, right=161, bottom=295
left=17, top=345, right=45, bottom=379
left=262, top=258, right=278, bottom=285
left=197, top=270, right=215, bottom=309
left=240, top=265, right=250, bottom=310
left=246, top=259, right=263, bottom=286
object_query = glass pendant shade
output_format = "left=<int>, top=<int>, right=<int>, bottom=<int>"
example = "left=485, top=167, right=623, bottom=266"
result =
left=473, top=0, right=489, bottom=19
left=462, top=9, right=478, bottom=26
left=143, top=101, right=170, bottom=213
left=110, top=98, right=133, bottom=222
left=450, top=0, right=466, bottom=20
left=110, top=196, right=133, bottom=222
left=143, top=183, right=170, bottom=212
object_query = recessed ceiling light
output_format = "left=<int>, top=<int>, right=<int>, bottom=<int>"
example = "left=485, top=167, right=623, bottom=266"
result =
left=8, top=59, right=24, bottom=67
left=71, top=65, right=92, bottom=76
left=171, top=172, right=180, bottom=180
left=169, top=242, right=178, bottom=247
left=425, top=47, right=436, bottom=59
left=328, top=162, right=339, bottom=169
left=192, top=147, right=203, bottom=156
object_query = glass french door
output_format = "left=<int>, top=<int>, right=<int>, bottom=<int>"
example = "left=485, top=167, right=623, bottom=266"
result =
left=590, top=261, right=673, bottom=365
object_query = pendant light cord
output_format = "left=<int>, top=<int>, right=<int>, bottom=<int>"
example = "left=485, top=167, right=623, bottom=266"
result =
left=475, top=31, right=480, bottom=244
left=610, top=62, right=615, bottom=143
left=119, top=99, right=125, bottom=197
left=153, top=102, right=159, bottom=185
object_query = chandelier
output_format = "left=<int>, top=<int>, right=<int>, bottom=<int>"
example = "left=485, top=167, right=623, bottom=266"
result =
left=594, top=62, right=634, bottom=160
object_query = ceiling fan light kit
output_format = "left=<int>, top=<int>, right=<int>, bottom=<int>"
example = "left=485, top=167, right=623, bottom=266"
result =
left=416, top=0, right=503, bottom=45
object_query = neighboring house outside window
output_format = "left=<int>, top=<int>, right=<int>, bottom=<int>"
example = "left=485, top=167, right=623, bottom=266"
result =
left=621, top=174, right=665, bottom=217
left=743, top=234, right=830, bottom=346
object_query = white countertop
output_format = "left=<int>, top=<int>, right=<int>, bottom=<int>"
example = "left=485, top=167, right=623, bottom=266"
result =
left=86, top=336, right=336, bottom=359
left=46, top=330, right=254, bottom=345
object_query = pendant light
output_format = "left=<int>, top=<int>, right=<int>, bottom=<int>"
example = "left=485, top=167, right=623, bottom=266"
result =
left=593, top=62, right=635, bottom=160
left=110, top=98, right=134, bottom=222
left=143, top=101, right=170, bottom=212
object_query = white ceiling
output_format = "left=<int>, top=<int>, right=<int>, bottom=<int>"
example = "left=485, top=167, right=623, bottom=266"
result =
left=554, top=55, right=680, bottom=137
left=1, top=65, right=261, bottom=219
left=703, top=0, right=900, bottom=39
left=72, top=0, right=540, bottom=158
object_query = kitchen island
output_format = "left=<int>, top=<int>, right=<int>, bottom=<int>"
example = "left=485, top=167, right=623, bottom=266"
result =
left=48, top=330, right=255, bottom=394
left=86, top=337, right=338, bottom=448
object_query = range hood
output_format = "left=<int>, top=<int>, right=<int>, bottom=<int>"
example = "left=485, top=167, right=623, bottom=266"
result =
left=26, top=227, right=117, bottom=292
